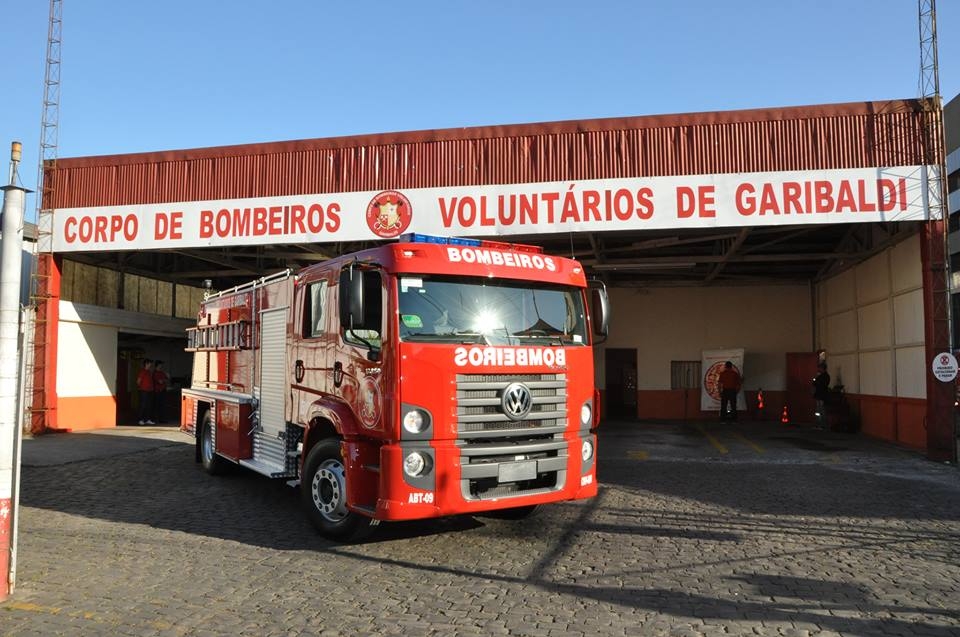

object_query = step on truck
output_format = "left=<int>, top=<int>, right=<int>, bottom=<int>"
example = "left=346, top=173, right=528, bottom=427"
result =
left=181, top=234, right=609, bottom=540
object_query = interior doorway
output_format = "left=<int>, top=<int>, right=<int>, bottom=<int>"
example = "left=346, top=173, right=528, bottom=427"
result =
left=786, top=352, right=818, bottom=424
left=117, top=332, right=190, bottom=425
left=605, top=348, right=638, bottom=420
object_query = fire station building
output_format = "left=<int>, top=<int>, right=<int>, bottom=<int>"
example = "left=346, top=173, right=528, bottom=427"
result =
left=30, top=97, right=957, bottom=462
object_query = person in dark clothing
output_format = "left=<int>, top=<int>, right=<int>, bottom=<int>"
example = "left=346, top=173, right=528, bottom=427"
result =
left=813, top=362, right=831, bottom=427
left=717, top=361, right=742, bottom=422
left=153, top=360, right=169, bottom=423
left=136, top=359, right=154, bottom=425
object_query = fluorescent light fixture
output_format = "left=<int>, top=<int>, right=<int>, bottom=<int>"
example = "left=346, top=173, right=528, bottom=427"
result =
left=591, top=262, right=696, bottom=270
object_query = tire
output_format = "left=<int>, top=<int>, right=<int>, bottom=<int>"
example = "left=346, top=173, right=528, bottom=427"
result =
left=482, top=504, right=540, bottom=520
left=199, top=411, right=226, bottom=475
left=301, top=438, right=371, bottom=541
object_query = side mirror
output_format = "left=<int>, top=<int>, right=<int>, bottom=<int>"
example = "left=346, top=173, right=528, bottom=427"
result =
left=589, top=280, right=609, bottom=342
left=339, top=265, right=365, bottom=330
left=338, top=265, right=383, bottom=350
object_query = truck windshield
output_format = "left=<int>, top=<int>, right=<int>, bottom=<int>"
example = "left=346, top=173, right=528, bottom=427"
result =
left=397, top=275, right=588, bottom=346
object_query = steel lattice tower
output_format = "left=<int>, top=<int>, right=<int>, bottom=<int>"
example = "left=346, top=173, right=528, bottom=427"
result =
left=26, top=0, right=63, bottom=434
left=917, top=0, right=955, bottom=460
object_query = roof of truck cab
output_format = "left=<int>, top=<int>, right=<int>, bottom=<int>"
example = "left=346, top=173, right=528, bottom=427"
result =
left=297, top=240, right=588, bottom=288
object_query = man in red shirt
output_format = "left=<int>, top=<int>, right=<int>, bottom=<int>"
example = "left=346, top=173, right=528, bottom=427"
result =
left=718, top=361, right=742, bottom=422
left=136, top=359, right=155, bottom=425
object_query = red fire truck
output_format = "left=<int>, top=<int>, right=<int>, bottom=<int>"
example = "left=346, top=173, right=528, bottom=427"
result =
left=181, top=234, right=609, bottom=540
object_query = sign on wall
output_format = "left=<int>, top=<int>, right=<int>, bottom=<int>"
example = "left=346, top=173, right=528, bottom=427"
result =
left=701, top=348, right=746, bottom=412
left=48, top=165, right=938, bottom=253
left=931, top=352, right=958, bottom=383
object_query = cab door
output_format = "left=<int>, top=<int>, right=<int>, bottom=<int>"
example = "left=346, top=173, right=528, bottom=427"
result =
left=293, top=274, right=335, bottom=423
left=334, top=266, right=387, bottom=435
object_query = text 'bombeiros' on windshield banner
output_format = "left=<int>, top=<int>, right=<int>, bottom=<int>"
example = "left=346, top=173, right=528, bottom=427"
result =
left=49, top=165, right=938, bottom=252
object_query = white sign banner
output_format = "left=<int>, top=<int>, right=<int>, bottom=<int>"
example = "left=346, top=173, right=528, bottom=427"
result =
left=701, top=348, right=746, bottom=412
left=50, top=165, right=936, bottom=252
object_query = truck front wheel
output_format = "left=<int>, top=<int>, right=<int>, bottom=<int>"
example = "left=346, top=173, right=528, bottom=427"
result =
left=301, top=438, right=370, bottom=541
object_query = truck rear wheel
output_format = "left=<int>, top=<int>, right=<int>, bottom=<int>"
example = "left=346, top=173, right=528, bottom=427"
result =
left=301, top=438, right=370, bottom=541
left=199, top=411, right=226, bottom=475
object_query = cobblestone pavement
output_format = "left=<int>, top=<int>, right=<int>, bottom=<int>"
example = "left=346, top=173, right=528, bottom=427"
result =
left=3, top=422, right=959, bottom=636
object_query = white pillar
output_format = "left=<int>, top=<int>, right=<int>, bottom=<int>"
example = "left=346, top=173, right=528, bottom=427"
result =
left=0, top=141, right=28, bottom=601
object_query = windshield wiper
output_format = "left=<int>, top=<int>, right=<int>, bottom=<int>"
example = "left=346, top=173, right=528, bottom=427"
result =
left=453, top=331, right=490, bottom=345
left=513, top=329, right=564, bottom=345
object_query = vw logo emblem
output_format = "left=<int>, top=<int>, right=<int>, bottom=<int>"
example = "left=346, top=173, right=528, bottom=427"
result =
left=501, top=383, right=533, bottom=421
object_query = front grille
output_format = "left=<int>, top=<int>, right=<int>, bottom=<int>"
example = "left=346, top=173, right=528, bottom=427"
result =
left=455, top=373, right=569, bottom=501
left=460, top=441, right=565, bottom=500
left=455, top=373, right=567, bottom=436
left=468, top=474, right=559, bottom=499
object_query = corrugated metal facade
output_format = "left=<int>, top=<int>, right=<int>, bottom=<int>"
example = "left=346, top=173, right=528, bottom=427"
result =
left=47, top=99, right=939, bottom=209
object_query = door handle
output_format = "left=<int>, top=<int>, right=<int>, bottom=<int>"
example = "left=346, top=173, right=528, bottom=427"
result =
left=334, top=361, right=344, bottom=388
left=294, top=359, right=305, bottom=383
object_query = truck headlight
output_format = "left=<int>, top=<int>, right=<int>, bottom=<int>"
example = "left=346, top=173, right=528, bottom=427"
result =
left=580, top=402, right=592, bottom=426
left=403, top=409, right=427, bottom=434
left=403, top=451, right=426, bottom=477
left=581, top=439, right=594, bottom=462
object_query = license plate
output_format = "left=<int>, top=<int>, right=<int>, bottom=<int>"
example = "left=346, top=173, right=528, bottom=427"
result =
left=498, top=460, right=536, bottom=483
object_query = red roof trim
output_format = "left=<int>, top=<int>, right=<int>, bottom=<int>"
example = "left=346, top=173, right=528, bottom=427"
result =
left=53, top=99, right=926, bottom=169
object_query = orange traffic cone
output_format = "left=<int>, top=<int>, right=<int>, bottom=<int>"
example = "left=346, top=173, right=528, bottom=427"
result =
left=780, top=404, right=789, bottom=425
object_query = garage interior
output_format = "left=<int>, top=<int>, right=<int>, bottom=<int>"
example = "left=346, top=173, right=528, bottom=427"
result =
left=57, top=219, right=927, bottom=432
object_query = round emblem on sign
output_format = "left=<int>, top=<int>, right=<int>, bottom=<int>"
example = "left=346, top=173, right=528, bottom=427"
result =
left=366, top=190, right=412, bottom=238
left=501, top=382, right=533, bottom=421
left=931, top=351, right=958, bottom=383
left=703, top=362, right=723, bottom=402
left=703, top=360, right=742, bottom=401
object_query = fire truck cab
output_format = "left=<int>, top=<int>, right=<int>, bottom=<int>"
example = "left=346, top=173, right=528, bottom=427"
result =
left=181, top=234, right=609, bottom=540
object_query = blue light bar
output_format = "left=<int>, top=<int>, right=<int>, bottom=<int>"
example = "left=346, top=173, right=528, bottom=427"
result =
left=398, top=233, right=482, bottom=247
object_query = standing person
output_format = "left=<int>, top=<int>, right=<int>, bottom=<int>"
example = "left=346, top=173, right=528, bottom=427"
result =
left=717, top=361, right=742, bottom=422
left=136, top=359, right=155, bottom=425
left=812, top=362, right=831, bottom=428
left=153, top=360, right=169, bottom=424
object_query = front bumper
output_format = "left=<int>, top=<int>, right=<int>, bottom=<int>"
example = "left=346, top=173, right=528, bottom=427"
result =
left=369, top=431, right=597, bottom=521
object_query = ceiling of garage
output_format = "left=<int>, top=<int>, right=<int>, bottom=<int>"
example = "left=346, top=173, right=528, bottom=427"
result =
left=61, top=221, right=920, bottom=291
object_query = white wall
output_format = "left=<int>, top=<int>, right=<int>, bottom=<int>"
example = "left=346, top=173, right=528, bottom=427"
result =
left=57, top=321, right=117, bottom=398
left=600, top=284, right=813, bottom=391
left=815, top=233, right=925, bottom=398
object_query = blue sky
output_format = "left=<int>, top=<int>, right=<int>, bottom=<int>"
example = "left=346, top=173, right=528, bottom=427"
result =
left=1, top=1, right=958, bottom=213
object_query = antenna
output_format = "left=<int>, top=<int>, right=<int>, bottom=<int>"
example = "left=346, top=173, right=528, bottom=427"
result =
left=917, top=0, right=950, bottom=351
left=918, top=0, right=940, bottom=99
left=25, top=0, right=63, bottom=435
left=917, top=0, right=955, bottom=461
left=34, top=0, right=62, bottom=243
